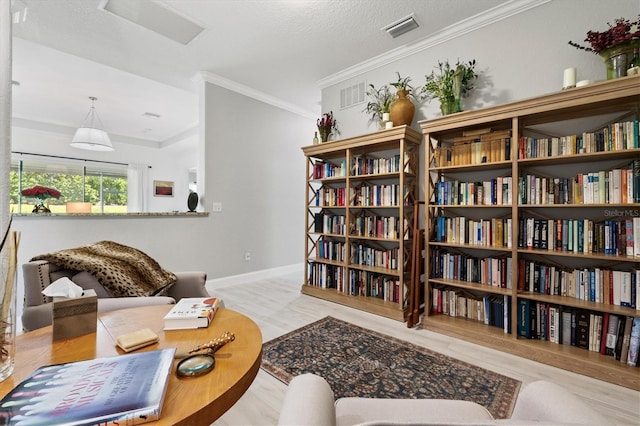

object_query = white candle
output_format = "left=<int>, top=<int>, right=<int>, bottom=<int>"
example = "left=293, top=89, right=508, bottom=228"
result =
left=563, top=67, right=576, bottom=89
left=385, top=121, right=393, bottom=129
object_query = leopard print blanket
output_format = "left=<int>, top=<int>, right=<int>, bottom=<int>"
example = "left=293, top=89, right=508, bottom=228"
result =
left=32, top=241, right=177, bottom=297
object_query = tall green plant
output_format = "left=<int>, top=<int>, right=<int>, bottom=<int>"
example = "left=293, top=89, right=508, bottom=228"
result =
left=363, top=84, right=394, bottom=125
left=422, top=59, right=477, bottom=104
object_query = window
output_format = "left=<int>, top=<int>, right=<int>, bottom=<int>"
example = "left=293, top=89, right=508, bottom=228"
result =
left=10, top=155, right=128, bottom=214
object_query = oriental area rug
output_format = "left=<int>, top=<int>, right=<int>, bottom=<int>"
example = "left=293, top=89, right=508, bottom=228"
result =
left=261, top=316, right=520, bottom=419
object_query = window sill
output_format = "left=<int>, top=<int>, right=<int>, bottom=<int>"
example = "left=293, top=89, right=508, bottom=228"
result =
left=12, top=212, right=209, bottom=218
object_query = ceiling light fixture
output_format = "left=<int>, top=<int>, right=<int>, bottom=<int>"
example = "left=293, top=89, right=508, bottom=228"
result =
left=382, top=14, right=420, bottom=38
left=70, top=97, right=114, bottom=151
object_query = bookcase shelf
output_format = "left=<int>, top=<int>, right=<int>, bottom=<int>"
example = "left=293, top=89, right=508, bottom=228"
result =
left=302, top=126, right=421, bottom=322
left=421, top=76, right=640, bottom=391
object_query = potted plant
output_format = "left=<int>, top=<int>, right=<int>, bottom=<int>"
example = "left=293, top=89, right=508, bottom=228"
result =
left=388, top=72, right=421, bottom=126
left=422, top=59, right=477, bottom=116
left=569, top=16, right=640, bottom=79
left=363, top=84, right=394, bottom=128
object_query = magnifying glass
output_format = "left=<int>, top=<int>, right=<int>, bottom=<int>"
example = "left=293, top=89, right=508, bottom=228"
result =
left=176, top=354, right=215, bottom=378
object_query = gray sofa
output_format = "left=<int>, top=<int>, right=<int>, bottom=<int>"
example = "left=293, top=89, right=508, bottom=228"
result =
left=22, top=259, right=210, bottom=331
left=278, top=373, right=610, bottom=425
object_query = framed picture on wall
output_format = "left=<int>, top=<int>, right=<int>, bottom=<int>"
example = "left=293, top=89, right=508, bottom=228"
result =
left=154, top=180, right=174, bottom=197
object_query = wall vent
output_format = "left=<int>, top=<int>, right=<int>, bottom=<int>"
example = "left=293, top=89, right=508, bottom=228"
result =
left=340, top=81, right=366, bottom=110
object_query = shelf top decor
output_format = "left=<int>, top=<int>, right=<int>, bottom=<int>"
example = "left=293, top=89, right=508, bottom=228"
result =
left=419, top=75, right=640, bottom=134
left=302, top=125, right=422, bottom=156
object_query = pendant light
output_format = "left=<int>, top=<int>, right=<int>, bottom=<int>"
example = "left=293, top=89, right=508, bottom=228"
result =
left=70, top=96, right=114, bottom=151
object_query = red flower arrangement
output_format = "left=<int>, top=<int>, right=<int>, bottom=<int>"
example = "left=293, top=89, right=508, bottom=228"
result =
left=20, top=185, right=61, bottom=200
left=569, top=16, right=640, bottom=54
left=317, top=111, right=337, bottom=131
left=21, top=186, right=61, bottom=213
left=317, top=111, right=338, bottom=142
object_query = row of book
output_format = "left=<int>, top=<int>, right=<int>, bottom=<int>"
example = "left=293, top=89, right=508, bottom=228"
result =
left=315, top=187, right=347, bottom=207
left=312, top=159, right=347, bottom=179
left=312, top=212, right=405, bottom=240
left=352, top=215, right=401, bottom=239
left=349, top=269, right=403, bottom=302
left=313, top=212, right=346, bottom=235
left=431, top=287, right=510, bottom=333
left=307, top=262, right=403, bottom=302
left=519, top=162, right=640, bottom=205
left=434, top=177, right=513, bottom=206
left=518, top=259, right=640, bottom=309
left=517, top=300, right=640, bottom=366
left=312, top=153, right=410, bottom=180
left=518, top=120, right=639, bottom=160
left=434, top=216, right=512, bottom=248
left=308, top=262, right=343, bottom=290
left=430, top=248, right=513, bottom=289
left=518, top=217, right=640, bottom=257
left=353, top=183, right=401, bottom=207
left=315, top=239, right=346, bottom=262
left=352, top=154, right=406, bottom=176
left=435, top=130, right=512, bottom=167
left=351, top=244, right=399, bottom=270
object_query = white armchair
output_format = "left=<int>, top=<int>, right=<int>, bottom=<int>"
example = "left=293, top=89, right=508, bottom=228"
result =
left=278, top=373, right=610, bottom=425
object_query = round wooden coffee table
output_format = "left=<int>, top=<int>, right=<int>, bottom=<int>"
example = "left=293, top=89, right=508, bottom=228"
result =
left=0, top=305, right=262, bottom=425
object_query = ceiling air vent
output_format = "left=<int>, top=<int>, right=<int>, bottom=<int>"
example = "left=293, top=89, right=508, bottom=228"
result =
left=382, top=14, right=419, bottom=38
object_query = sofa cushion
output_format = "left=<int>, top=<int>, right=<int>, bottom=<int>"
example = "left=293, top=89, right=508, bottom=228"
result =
left=72, top=271, right=113, bottom=298
left=335, top=398, right=494, bottom=426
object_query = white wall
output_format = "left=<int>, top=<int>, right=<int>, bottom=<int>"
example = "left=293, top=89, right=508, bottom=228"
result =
left=321, top=0, right=639, bottom=139
left=11, top=85, right=311, bottom=279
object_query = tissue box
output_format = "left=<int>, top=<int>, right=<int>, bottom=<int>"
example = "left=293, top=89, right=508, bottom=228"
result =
left=52, top=289, right=98, bottom=341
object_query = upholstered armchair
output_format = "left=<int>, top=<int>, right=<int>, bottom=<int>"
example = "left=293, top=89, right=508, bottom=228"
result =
left=21, top=260, right=210, bottom=332
left=278, top=373, right=609, bottom=425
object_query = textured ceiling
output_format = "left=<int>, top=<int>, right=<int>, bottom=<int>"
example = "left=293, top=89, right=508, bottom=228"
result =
left=10, top=0, right=510, bottom=147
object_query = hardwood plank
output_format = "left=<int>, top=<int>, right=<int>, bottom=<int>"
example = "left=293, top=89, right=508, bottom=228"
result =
left=208, top=268, right=640, bottom=425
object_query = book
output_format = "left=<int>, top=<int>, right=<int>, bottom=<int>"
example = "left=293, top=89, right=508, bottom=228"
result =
left=619, top=316, right=633, bottom=363
left=163, top=297, right=222, bottom=330
left=0, top=348, right=175, bottom=425
left=627, top=317, right=640, bottom=366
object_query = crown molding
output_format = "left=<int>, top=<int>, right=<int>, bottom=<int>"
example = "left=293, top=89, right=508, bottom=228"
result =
left=317, top=0, right=551, bottom=88
left=194, top=71, right=317, bottom=119
left=160, top=124, right=198, bottom=148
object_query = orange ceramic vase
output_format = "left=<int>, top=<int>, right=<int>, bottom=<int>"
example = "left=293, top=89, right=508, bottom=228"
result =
left=389, top=90, right=415, bottom=126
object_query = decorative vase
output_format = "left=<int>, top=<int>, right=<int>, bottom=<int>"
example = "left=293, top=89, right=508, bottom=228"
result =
left=0, top=231, right=18, bottom=382
left=0, top=285, right=16, bottom=382
left=439, top=97, right=460, bottom=116
left=32, top=199, right=51, bottom=214
left=599, top=41, right=638, bottom=80
left=389, top=90, right=415, bottom=126
left=318, top=126, right=332, bottom=142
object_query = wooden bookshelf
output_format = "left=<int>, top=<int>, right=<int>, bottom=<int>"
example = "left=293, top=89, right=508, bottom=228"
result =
left=302, top=126, right=421, bottom=321
left=421, top=76, right=640, bottom=391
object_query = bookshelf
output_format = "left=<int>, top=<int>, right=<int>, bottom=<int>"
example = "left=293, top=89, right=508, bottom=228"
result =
left=420, top=76, right=640, bottom=390
left=302, top=126, right=421, bottom=321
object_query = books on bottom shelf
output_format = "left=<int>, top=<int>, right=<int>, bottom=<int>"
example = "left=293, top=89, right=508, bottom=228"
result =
left=163, top=297, right=222, bottom=330
left=431, top=286, right=511, bottom=334
left=517, top=300, right=640, bottom=366
left=0, top=348, right=176, bottom=426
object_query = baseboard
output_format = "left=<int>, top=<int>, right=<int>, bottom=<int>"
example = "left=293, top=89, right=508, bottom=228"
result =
left=206, top=263, right=303, bottom=290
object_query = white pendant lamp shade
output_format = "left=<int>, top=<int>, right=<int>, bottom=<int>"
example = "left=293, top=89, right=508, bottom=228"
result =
left=70, top=96, right=114, bottom=151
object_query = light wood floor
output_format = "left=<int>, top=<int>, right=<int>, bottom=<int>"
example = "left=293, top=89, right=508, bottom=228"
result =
left=209, top=268, right=640, bottom=426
